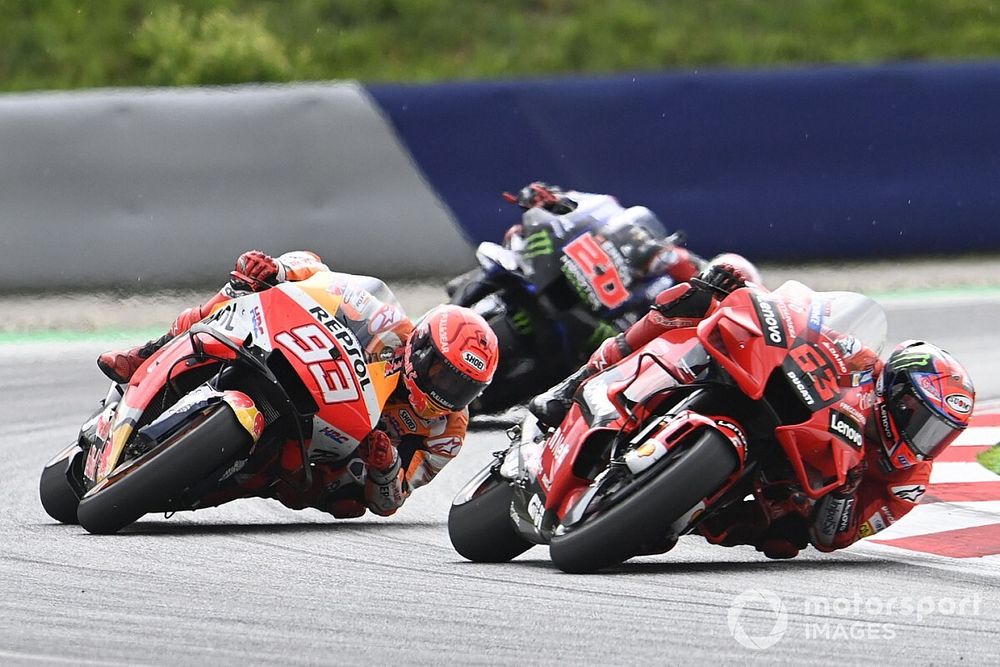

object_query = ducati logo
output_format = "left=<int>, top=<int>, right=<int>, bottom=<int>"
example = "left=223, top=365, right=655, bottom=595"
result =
left=786, top=371, right=815, bottom=406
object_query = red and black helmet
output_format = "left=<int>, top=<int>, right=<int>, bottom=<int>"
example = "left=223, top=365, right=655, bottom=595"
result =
left=403, top=306, right=499, bottom=418
left=875, top=340, right=975, bottom=470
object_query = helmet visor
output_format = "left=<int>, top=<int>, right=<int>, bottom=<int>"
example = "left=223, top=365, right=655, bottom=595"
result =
left=889, top=387, right=963, bottom=459
left=409, top=328, right=489, bottom=412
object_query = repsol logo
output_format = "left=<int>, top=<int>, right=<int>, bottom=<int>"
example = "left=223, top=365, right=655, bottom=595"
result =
left=308, top=306, right=371, bottom=390
left=829, top=409, right=863, bottom=449
left=754, top=296, right=788, bottom=348
left=787, top=370, right=815, bottom=406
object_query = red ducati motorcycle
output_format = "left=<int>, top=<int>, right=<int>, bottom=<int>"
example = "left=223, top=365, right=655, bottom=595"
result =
left=448, top=281, right=886, bottom=572
left=39, top=273, right=404, bottom=534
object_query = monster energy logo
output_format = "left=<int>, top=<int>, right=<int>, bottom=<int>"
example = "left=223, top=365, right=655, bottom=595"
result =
left=511, top=311, right=533, bottom=335
left=892, top=352, right=931, bottom=371
left=587, top=322, right=617, bottom=350
left=522, top=231, right=554, bottom=259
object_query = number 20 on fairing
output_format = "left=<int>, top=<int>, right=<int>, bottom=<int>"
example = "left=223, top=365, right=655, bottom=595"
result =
left=275, top=324, right=360, bottom=404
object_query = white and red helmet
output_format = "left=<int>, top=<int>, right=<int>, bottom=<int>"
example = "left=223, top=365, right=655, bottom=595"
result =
left=403, top=306, right=499, bottom=418
left=706, top=252, right=764, bottom=288
left=875, top=340, right=975, bottom=470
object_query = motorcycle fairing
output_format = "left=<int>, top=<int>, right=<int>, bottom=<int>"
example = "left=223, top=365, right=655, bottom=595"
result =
left=774, top=381, right=870, bottom=498
left=560, top=232, right=632, bottom=310
left=86, top=272, right=401, bottom=486
left=537, top=335, right=730, bottom=521
left=696, top=283, right=877, bottom=497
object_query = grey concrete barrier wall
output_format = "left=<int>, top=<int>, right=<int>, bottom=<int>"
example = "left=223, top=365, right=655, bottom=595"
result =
left=0, top=84, right=474, bottom=291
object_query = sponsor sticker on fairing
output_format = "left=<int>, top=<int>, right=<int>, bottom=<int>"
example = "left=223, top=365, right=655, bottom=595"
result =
left=368, top=303, right=403, bottom=335
left=828, top=409, right=864, bottom=449
left=807, top=301, right=825, bottom=333
left=752, top=295, right=789, bottom=348
left=787, top=370, right=816, bottom=407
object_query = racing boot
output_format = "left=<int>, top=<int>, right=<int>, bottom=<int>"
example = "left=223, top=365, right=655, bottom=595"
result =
left=97, top=333, right=172, bottom=384
left=528, top=365, right=594, bottom=429
left=96, top=289, right=232, bottom=384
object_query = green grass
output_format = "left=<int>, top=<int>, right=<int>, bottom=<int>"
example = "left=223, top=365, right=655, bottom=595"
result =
left=4, top=1, right=1000, bottom=92
left=0, top=326, right=166, bottom=346
left=979, top=445, right=1000, bottom=476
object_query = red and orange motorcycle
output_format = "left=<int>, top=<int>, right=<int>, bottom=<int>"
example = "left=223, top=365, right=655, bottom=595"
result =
left=448, top=280, right=887, bottom=572
left=39, top=272, right=403, bottom=534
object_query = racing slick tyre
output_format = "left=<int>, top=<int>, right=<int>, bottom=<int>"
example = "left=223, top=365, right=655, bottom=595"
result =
left=449, top=473, right=533, bottom=562
left=39, top=444, right=86, bottom=525
left=549, top=428, right=739, bottom=574
left=77, top=404, right=253, bottom=535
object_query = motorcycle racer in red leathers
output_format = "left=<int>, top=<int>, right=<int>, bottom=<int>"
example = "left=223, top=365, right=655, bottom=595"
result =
left=529, top=263, right=976, bottom=559
left=97, top=250, right=499, bottom=519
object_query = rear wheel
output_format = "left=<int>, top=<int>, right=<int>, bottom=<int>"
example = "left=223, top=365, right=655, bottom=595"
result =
left=39, top=445, right=86, bottom=525
left=448, top=471, right=533, bottom=562
left=77, top=404, right=253, bottom=535
left=549, top=428, right=739, bottom=574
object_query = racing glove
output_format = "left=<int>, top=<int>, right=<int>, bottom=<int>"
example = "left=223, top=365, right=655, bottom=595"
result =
left=230, top=250, right=282, bottom=292
left=689, top=262, right=749, bottom=297
left=502, top=182, right=576, bottom=214
left=653, top=263, right=749, bottom=320
left=360, top=430, right=405, bottom=516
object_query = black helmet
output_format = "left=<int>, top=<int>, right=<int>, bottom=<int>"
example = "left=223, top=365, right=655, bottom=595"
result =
left=875, top=340, right=974, bottom=471
left=598, top=206, right=668, bottom=276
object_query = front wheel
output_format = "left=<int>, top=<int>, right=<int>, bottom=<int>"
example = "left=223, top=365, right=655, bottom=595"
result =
left=549, top=428, right=739, bottom=574
left=448, top=469, right=533, bottom=563
left=77, top=403, right=253, bottom=535
left=39, top=444, right=86, bottom=525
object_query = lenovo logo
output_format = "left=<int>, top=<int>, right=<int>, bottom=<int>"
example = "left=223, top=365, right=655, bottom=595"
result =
left=754, top=296, right=788, bottom=348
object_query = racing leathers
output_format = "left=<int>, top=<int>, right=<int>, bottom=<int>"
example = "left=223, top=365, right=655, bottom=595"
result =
left=531, top=265, right=934, bottom=559
left=98, top=250, right=469, bottom=519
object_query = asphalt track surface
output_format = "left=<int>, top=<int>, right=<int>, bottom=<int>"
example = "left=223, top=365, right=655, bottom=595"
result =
left=2, top=294, right=999, bottom=665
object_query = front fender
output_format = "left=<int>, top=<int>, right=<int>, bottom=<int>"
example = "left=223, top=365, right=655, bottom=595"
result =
left=93, top=386, right=264, bottom=484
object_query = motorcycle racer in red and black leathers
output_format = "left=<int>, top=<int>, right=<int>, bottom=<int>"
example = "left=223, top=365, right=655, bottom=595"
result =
left=530, top=263, right=976, bottom=559
left=97, top=250, right=499, bottom=519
